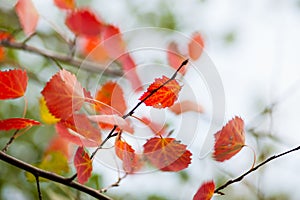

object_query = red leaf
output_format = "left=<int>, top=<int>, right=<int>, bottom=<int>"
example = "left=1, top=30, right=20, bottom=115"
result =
left=41, top=69, right=86, bottom=120
left=115, top=137, right=142, bottom=173
left=143, top=137, right=192, bottom=171
left=0, top=69, right=28, bottom=100
left=167, top=42, right=187, bottom=75
left=0, top=118, right=40, bottom=131
left=53, top=0, right=75, bottom=10
left=139, top=76, right=181, bottom=108
left=74, top=146, right=92, bottom=184
left=57, top=114, right=101, bottom=147
left=169, top=100, right=204, bottom=115
left=193, top=181, right=215, bottom=200
left=15, top=0, right=39, bottom=36
left=188, top=32, right=204, bottom=61
left=118, top=53, right=143, bottom=92
left=213, top=116, right=245, bottom=162
left=66, top=9, right=103, bottom=37
left=95, top=81, right=127, bottom=115
left=88, top=114, right=133, bottom=134
left=80, top=36, right=110, bottom=63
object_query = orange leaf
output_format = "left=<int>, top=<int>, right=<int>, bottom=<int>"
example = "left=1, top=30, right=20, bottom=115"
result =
left=193, top=181, right=215, bottom=200
left=95, top=81, right=127, bottom=115
left=65, top=9, right=103, bottom=37
left=169, top=100, right=204, bottom=115
left=167, top=42, right=187, bottom=75
left=213, top=116, right=245, bottom=162
left=15, top=0, right=39, bottom=36
left=139, top=76, right=181, bottom=108
left=188, top=32, right=204, bottom=61
left=143, top=137, right=191, bottom=171
left=88, top=114, right=133, bottom=134
left=115, top=137, right=142, bottom=173
left=80, top=36, right=110, bottom=63
left=41, top=69, right=86, bottom=120
left=53, top=0, right=75, bottom=10
left=74, top=146, right=92, bottom=184
left=0, top=69, right=28, bottom=100
left=57, top=114, right=101, bottom=147
left=0, top=118, right=40, bottom=131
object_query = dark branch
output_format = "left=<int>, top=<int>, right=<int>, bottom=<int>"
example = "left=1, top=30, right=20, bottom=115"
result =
left=0, top=151, right=112, bottom=200
left=0, top=40, right=122, bottom=76
left=214, top=145, right=300, bottom=194
left=2, top=130, right=19, bottom=152
left=35, top=175, right=42, bottom=200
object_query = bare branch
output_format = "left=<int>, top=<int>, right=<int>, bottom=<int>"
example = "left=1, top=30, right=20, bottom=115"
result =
left=214, top=145, right=300, bottom=194
left=0, top=151, right=112, bottom=200
left=2, top=130, right=19, bottom=152
left=35, top=175, right=42, bottom=200
left=0, top=40, right=122, bottom=76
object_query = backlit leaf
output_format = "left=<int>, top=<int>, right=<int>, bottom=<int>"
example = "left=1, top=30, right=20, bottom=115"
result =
left=167, top=42, right=187, bottom=75
left=0, top=69, right=28, bottom=100
left=53, top=0, right=75, bottom=10
left=169, top=100, right=204, bottom=115
left=139, top=76, right=181, bottom=108
left=88, top=114, right=133, bottom=134
left=74, top=146, right=92, bottom=184
left=57, top=114, right=101, bottom=147
left=213, top=116, right=245, bottom=162
left=193, top=181, right=215, bottom=200
left=66, top=9, right=103, bottom=37
left=115, top=137, right=142, bottom=173
left=45, top=134, right=70, bottom=158
left=95, top=81, right=127, bottom=115
left=0, top=118, right=40, bottom=131
left=41, top=69, right=86, bottom=120
left=188, top=32, right=204, bottom=60
left=39, top=97, right=60, bottom=124
left=143, top=137, right=191, bottom=171
left=15, top=0, right=39, bottom=36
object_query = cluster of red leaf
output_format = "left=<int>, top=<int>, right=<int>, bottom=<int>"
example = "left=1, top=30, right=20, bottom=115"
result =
left=0, top=69, right=40, bottom=131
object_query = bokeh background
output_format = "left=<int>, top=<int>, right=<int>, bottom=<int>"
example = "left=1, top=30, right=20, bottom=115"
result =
left=1, top=0, right=300, bottom=199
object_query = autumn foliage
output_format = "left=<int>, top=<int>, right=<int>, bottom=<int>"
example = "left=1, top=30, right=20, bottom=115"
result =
left=0, top=1, right=265, bottom=199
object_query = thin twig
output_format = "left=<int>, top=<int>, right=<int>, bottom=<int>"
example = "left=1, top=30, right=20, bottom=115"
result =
left=214, top=145, right=300, bottom=195
left=100, top=174, right=128, bottom=193
left=0, top=151, right=112, bottom=200
left=0, top=40, right=122, bottom=76
left=2, top=130, right=19, bottom=152
left=35, top=175, right=43, bottom=200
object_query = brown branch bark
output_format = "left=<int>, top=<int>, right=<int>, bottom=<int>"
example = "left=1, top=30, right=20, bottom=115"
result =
left=214, top=145, right=300, bottom=195
left=0, top=40, right=122, bottom=76
left=0, top=151, right=112, bottom=200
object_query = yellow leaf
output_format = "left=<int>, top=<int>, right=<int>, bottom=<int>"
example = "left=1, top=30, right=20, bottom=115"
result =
left=39, top=97, right=60, bottom=124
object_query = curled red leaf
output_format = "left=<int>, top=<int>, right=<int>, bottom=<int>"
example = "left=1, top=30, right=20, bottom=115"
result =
left=213, top=116, right=245, bottom=162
